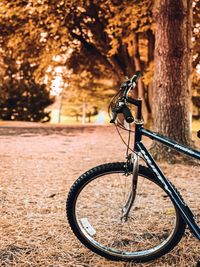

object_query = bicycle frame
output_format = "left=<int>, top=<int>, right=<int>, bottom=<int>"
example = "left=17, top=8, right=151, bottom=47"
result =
left=133, top=124, right=200, bottom=240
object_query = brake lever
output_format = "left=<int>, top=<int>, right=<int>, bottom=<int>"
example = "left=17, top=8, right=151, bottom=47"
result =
left=110, top=108, right=118, bottom=123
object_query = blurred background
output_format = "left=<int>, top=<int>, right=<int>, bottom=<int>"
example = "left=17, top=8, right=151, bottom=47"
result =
left=0, top=0, right=199, bottom=127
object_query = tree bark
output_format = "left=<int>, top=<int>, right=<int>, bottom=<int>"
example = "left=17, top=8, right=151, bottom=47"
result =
left=153, top=0, right=193, bottom=161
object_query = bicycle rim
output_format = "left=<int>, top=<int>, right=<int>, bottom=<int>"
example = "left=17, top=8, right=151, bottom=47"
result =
left=67, top=163, right=185, bottom=261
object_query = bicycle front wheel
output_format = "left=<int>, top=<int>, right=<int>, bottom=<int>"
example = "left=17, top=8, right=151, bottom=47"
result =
left=67, top=162, right=186, bottom=262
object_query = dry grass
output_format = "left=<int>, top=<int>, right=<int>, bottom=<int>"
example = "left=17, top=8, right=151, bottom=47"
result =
left=0, top=125, right=199, bottom=267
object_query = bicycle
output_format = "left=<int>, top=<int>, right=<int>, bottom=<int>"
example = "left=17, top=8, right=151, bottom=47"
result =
left=66, top=72, right=200, bottom=262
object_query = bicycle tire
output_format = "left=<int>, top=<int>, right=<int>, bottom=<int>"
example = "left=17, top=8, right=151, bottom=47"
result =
left=66, top=162, right=186, bottom=262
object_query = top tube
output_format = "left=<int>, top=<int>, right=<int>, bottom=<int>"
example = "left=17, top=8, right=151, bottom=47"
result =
left=140, top=128, right=200, bottom=161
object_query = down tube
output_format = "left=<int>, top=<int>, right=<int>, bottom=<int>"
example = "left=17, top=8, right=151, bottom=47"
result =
left=136, top=142, right=200, bottom=240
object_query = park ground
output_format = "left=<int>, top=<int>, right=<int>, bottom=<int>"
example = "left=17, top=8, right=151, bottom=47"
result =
left=0, top=123, right=199, bottom=267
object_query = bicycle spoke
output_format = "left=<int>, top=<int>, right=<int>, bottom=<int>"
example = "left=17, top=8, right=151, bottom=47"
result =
left=67, top=163, right=186, bottom=261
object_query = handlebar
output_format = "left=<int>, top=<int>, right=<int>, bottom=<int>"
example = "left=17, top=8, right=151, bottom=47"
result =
left=110, top=71, right=142, bottom=124
left=110, top=103, right=134, bottom=124
left=130, top=71, right=142, bottom=86
left=121, top=105, right=134, bottom=123
left=121, top=71, right=141, bottom=98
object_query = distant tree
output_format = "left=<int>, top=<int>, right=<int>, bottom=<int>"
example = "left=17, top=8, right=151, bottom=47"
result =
left=192, top=0, right=200, bottom=119
left=192, top=70, right=200, bottom=119
left=0, top=55, right=54, bottom=122
left=0, top=0, right=154, bottom=120
left=153, top=0, right=193, bottom=160
left=62, top=71, right=116, bottom=124
left=0, top=80, right=54, bottom=122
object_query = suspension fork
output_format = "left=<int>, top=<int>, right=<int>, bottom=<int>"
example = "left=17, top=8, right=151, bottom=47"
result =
left=121, top=153, right=139, bottom=221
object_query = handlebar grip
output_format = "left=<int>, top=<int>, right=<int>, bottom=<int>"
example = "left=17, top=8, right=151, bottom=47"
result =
left=121, top=105, right=134, bottom=123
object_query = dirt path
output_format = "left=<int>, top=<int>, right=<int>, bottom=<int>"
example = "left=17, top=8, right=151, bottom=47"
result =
left=0, top=125, right=199, bottom=267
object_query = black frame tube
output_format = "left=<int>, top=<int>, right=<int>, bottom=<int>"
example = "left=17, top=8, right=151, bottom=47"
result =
left=133, top=126, right=200, bottom=240
left=139, top=128, right=200, bottom=160
left=136, top=142, right=200, bottom=240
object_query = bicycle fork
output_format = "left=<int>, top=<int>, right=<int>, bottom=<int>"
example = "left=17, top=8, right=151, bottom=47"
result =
left=121, top=153, right=139, bottom=222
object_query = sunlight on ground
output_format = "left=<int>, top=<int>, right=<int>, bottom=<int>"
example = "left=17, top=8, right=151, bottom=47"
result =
left=51, top=113, right=200, bottom=130
left=50, top=110, right=111, bottom=124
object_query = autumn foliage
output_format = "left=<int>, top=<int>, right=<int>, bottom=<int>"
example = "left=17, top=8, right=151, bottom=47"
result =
left=0, top=0, right=199, bottom=124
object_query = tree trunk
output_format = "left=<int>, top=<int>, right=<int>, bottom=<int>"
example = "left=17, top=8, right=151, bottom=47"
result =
left=153, top=0, right=193, bottom=161
left=82, top=101, right=86, bottom=125
left=132, top=33, right=149, bottom=123
left=75, top=114, right=79, bottom=122
left=147, top=29, right=155, bottom=63
left=58, top=94, right=63, bottom=123
left=146, top=29, right=155, bottom=118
